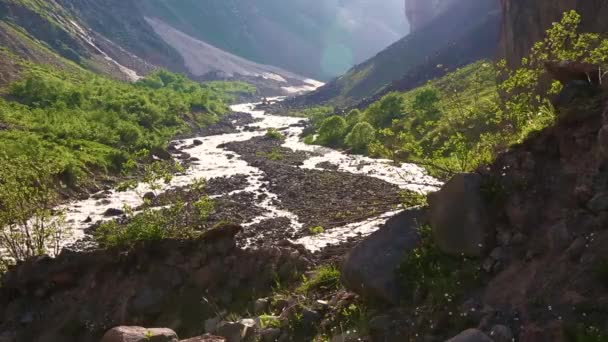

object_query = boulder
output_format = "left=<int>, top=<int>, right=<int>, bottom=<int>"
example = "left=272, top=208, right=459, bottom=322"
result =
left=428, top=173, right=488, bottom=257
left=180, top=335, right=226, bottom=342
left=446, top=329, right=493, bottom=342
left=341, top=208, right=426, bottom=304
left=259, top=328, right=281, bottom=342
left=598, top=125, right=608, bottom=161
left=253, top=298, right=270, bottom=315
left=103, top=208, right=125, bottom=217
left=588, top=192, right=608, bottom=213
left=151, top=147, right=172, bottom=161
left=544, top=61, right=601, bottom=86
left=216, top=319, right=257, bottom=342
left=143, top=192, right=156, bottom=201
left=489, top=324, right=514, bottom=342
left=100, top=326, right=178, bottom=342
left=193, top=139, right=204, bottom=146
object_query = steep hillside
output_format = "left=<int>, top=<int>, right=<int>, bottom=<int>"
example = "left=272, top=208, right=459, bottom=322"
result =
left=138, top=0, right=407, bottom=80
left=283, top=0, right=500, bottom=108
left=404, top=0, right=457, bottom=32
left=0, top=0, right=322, bottom=95
left=500, top=0, right=608, bottom=67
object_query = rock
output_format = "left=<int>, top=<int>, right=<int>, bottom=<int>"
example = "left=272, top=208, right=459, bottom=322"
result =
left=341, top=208, right=426, bottom=304
left=103, top=208, right=125, bottom=217
left=588, top=192, right=608, bottom=213
left=100, top=326, right=178, bottom=342
left=254, top=298, right=270, bottom=315
left=193, top=139, right=203, bottom=146
left=301, top=308, right=321, bottom=326
left=428, top=173, right=488, bottom=257
left=178, top=152, right=192, bottom=160
left=446, top=329, right=493, bottom=342
left=565, top=236, right=587, bottom=261
left=331, top=331, right=361, bottom=342
left=205, top=316, right=223, bottom=334
left=83, top=216, right=92, bottom=223
left=259, top=328, right=281, bottom=342
left=180, top=336, right=226, bottom=342
left=489, top=247, right=504, bottom=260
left=216, top=319, right=257, bottom=342
left=143, top=192, right=156, bottom=201
left=368, top=315, right=392, bottom=335
left=544, top=61, right=601, bottom=86
left=151, top=147, right=172, bottom=161
left=599, top=125, right=608, bottom=162
left=489, top=324, right=514, bottom=342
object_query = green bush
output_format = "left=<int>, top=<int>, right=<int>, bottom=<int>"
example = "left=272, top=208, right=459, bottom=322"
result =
left=297, top=265, right=341, bottom=293
left=345, top=122, right=375, bottom=153
left=0, top=63, right=252, bottom=189
left=94, top=201, right=198, bottom=249
left=265, top=128, right=285, bottom=140
left=316, top=115, right=347, bottom=147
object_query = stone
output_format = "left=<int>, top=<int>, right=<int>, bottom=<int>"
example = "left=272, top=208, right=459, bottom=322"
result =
left=216, top=319, right=257, bottom=342
left=341, top=208, right=426, bottom=304
left=598, top=125, right=608, bottom=161
left=150, top=147, right=172, bottom=161
left=566, top=237, right=587, bottom=261
left=368, top=315, right=392, bottom=335
left=103, top=208, right=125, bottom=217
left=259, top=328, right=281, bottom=342
left=428, top=173, right=488, bottom=257
left=589, top=192, right=608, bottom=213
left=446, top=329, right=493, bottom=342
left=193, top=139, right=204, bottom=146
left=180, top=335, right=226, bottom=342
left=489, top=324, right=514, bottom=342
left=301, top=308, right=321, bottom=327
left=143, top=192, right=156, bottom=201
left=254, top=298, right=270, bottom=315
left=489, top=247, right=504, bottom=260
left=100, top=326, right=178, bottom=342
left=205, top=316, right=223, bottom=334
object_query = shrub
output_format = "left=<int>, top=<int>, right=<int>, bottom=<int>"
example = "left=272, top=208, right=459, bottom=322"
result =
left=297, top=265, right=341, bottom=293
left=345, top=122, right=375, bottom=153
left=398, top=225, right=480, bottom=306
left=0, top=155, right=72, bottom=267
left=309, top=226, right=325, bottom=235
left=265, top=128, right=285, bottom=140
left=316, top=115, right=347, bottom=147
left=94, top=201, right=198, bottom=249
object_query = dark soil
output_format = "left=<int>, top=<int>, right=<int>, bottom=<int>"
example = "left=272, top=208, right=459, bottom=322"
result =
left=223, top=136, right=402, bottom=236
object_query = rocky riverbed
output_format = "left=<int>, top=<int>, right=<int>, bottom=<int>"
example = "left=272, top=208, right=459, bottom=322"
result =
left=59, top=99, right=440, bottom=253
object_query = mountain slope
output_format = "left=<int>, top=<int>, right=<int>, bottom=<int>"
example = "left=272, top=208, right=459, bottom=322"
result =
left=0, top=0, right=324, bottom=95
left=500, top=0, right=608, bottom=67
left=285, top=0, right=500, bottom=108
left=138, top=0, right=408, bottom=80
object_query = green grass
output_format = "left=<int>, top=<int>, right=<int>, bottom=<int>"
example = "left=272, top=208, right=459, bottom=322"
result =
left=0, top=56, right=254, bottom=188
left=297, top=265, right=341, bottom=294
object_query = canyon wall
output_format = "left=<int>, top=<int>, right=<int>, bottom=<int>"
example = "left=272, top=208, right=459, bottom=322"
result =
left=500, top=0, right=608, bottom=66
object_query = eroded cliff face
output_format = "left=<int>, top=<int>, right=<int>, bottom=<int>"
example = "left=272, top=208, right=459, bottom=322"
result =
left=500, top=0, right=608, bottom=66
left=404, top=0, right=457, bottom=31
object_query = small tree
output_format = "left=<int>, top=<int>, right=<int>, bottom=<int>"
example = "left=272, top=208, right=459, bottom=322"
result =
left=345, top=122, right=376, bottom=153
left=317, top=115, right=347, bottom=147
left=0, top=155, right=71, bottom=267
left=345, top=109, right=362, bottom=130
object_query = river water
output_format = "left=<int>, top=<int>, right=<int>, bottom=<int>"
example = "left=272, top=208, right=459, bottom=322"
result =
left=60, top=100, right=440, bottom=252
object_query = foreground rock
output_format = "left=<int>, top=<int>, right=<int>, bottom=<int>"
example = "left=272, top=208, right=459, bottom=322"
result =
left=0, top=225, right=311, bottom=342
left=428, top=173, right=488, bottom=257
left=446, top=329, right=493, bottom=342
left=341, top=208, right=426, bottom=304
left=100, top=327, right=178, bottom=342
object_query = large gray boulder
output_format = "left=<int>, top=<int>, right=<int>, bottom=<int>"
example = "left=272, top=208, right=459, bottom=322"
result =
left=428, top=173, right=488, bottom=257
left=341, top=208, right=427, bottom=304
left=446, top=329, right=493, bottom=342
left=100, top=326, right=178, bottom=342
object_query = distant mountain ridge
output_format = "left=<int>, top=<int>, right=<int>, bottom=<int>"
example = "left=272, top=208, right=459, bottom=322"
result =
left=0, top=0, right=319, bottom=95
left=284, top=0, right=500, bottom=108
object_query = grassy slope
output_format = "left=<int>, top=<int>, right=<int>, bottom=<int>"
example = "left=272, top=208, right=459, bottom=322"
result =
left=0, top=50, right=254, bottom=190
left=286, top=0, right=500, bottom=107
